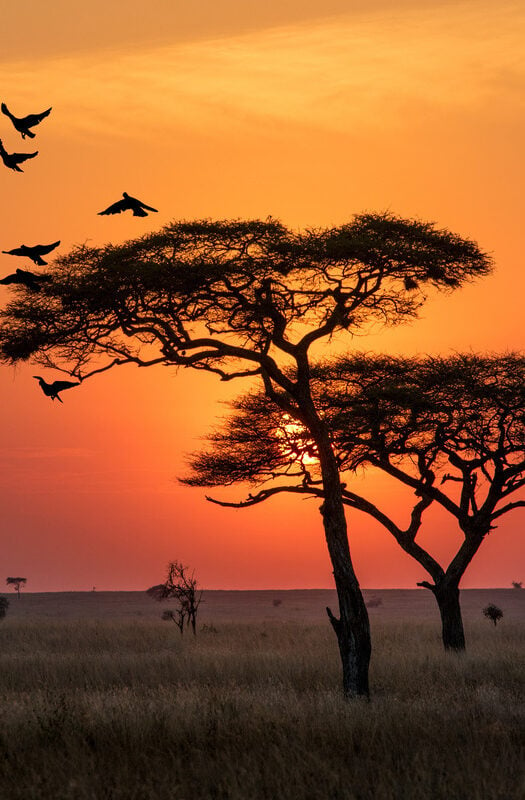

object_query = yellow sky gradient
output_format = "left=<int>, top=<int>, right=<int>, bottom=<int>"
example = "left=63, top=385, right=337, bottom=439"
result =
left=0, top=1, right=523, bottom=590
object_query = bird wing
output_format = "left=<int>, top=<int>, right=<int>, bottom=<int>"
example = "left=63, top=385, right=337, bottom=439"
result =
left=0, top=273, right=18, bottom=284
left=98, top=199, right=127, bottom=215
left=0, top=103, right=10, bottom=117
left=16, top=269, right=38, bottom=279
left=138, top=201, right=158, bottom=212
left=53, top=381, right=80, bottom=391
left=2, top=247, right=25, bottom=257
left=34, top=241, right=60, bottom=256
left=24, top=108, right=52, bottom=126
left=15, top=151, right=38, bottom=163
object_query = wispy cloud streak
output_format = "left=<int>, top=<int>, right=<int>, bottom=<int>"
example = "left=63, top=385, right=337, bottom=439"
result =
left=2, top=2, right=523, bottom=140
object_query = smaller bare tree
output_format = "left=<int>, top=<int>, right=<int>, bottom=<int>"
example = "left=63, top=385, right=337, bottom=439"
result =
left=161, top=608, right=187, bottom=634
left=483, top=604, right=503, bottom=626
left=6, top=577, right=26, bottom=599
left=0, top=597, right=9, bottom=619
left=147, top=562, right=203, bottom=635
left=511, top=581, right=522, bottom=590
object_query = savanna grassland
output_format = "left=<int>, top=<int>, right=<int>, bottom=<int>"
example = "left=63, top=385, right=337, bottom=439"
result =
left=1, top=590, right=523, bottom=800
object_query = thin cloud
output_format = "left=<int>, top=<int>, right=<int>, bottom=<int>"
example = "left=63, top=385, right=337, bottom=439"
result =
left=2, top=1, right=523, bottom=141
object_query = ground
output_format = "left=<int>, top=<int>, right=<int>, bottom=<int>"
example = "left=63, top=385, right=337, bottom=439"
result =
left=1, top=589, right=523, bottom=799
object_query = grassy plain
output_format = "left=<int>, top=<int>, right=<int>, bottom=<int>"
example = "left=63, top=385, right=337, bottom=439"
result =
left=1, top=590, right=523, bottom=800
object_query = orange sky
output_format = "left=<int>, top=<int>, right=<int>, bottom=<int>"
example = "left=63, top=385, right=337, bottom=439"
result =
left=1, top=1, right=523, bottom=591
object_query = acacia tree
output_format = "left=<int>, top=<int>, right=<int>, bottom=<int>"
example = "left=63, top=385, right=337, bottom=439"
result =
left=330, top=353, right=524, bottom=650
left=183, top=353, right=524, bottom=652
left=0, top=214, right=491, bottom=697
left=6, top=577, right=27, bottom=600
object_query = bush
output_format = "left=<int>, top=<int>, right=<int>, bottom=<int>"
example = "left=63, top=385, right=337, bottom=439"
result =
left=483, top=604, right=503, bottom=626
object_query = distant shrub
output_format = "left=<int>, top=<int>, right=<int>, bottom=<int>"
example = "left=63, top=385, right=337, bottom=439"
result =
left=0, top=596, right=9, bottom=619
left=366, top=596, right=383, bottom=608
left=483, top=604, right=503, bottom=626
left=272, top=598, right=283, bottom=607
left=511, top=581, right=522, bottom=590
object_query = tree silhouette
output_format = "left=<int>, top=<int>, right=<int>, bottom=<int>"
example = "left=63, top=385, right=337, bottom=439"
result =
left=483, top=604, right=503, bottom=626
left=160, top=607, right=186, bottom=633
left=328, top=353, right=524, bottom=650
left=183, top=353, right=524, bottom=652
left=0, top=214, right=491, bottom=696
left=147, top=561, right=203, bottom=635
left=6, top=577, right=27, bottom=600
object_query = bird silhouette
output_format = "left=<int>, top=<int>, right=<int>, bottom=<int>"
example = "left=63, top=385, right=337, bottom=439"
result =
left=0, top=268, right=51, bottom=292
left=0, top=139, right=38, bottom=172
left=33, top=376, right=80, bottom=402
left=98, top=192, right=158, bottom=217
left=1, top=103, right=52, bottom=139
left=2, top=241, right=60, bottom=266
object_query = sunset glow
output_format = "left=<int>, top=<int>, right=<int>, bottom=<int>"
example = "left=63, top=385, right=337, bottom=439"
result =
left=1, top=0, right=523, bottom=591
left=277, top=417, right=318, bottom=469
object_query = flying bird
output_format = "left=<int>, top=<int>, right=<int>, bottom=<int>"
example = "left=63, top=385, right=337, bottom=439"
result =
left=98, top=192, right=158, bottom=217
left=0, top=268, right=51, bottom=292
left=2, top=241, right=60, bottom=266
left=0, top=139, right=38, bottom=172
left=1, top=103, right=52, bottom=139
left=33, top=376, right=80, bottom=402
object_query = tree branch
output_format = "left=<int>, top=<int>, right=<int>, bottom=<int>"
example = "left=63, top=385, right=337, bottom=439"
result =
left=205, top=484, right=324, bottom=508
left=491, top=500, right=525, bottom=520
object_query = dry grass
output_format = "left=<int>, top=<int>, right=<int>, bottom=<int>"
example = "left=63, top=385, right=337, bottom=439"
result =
left=0, top=592, right=523, bottom=799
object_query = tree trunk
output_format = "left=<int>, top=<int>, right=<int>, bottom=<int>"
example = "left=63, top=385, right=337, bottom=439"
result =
left=429, top=527, right=489, bottom=651
left=317, top=446, right=371, bottom=697
left=288, top=375, right=371, bottom=698
left=433, top=581, right=465, bottom=651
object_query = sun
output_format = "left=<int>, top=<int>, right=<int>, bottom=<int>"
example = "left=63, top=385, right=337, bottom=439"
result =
left=276, top=415, right=319, bottom=467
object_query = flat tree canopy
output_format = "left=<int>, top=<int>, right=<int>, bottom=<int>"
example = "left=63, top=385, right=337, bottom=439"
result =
left=184, top=352, right=525, bottom=650
left=0, top=215, right=490, bottom=376
left=185, top=352, right=524, bottom=505
left=0, top=214, right=492, bottom=697
left=5, top=576, right=27, bottom=600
